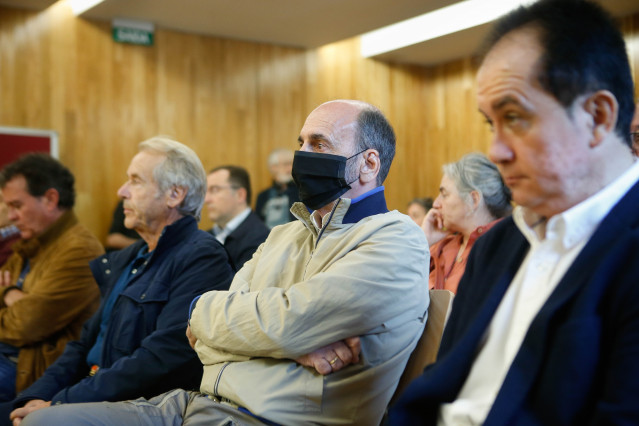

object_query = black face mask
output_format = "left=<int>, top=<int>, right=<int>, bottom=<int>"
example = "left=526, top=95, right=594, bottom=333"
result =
left=292, top=150, right=363, bottom=211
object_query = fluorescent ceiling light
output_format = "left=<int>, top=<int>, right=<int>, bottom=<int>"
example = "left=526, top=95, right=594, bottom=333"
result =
left=361, top=0, right=536, bottom=57
left=68, top=0, right=106, bottom=15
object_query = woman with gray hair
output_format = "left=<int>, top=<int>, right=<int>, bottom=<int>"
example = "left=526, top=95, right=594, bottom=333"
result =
left=422, top=152, right=511, bottom=293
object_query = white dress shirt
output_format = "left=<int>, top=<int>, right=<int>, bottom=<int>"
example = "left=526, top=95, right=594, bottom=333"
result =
left=439, top=160, right=639, bottom=426
left=212, top=207, right=251, bottom=244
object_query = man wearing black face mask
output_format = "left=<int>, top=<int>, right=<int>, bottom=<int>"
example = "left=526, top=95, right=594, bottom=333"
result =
left=29, top=100, right=430, bottom=426
left=291, top=148, right=366, bottom=211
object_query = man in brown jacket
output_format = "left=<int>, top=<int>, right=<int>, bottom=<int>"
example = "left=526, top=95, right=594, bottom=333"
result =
left=0, top=153, right=102, bottom=401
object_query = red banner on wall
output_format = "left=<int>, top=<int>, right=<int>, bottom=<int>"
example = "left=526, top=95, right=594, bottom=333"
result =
left=0, top=126, right=58, bottom=170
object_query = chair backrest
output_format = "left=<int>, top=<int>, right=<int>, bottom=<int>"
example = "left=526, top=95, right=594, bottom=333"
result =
left=390, top=289, right=455, bottom=405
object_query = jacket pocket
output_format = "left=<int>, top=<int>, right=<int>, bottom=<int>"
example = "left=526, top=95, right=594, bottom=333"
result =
left=109, top=280, right=171, bottom=356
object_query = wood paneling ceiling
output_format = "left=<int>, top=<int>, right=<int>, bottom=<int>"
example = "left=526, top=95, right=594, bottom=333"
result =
left=1, top=0, right=639, bottom=66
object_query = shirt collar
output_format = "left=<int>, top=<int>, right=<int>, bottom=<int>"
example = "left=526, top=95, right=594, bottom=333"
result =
left=213, top=207, right=251, bottom=243
left=515, top=160, right=639, bottom=249
left=469, top=218, right=501, bottom=242
left=215, top=207, right=251, bottom=234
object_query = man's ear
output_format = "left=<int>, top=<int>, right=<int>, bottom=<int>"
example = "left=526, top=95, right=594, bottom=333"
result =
left=359, top=149, right=380, bottom=184
left=166, top=185, right=187, bottom=209
left=235, top=187, right=248, bottom=204
left=583, top=90, right=618, bottom=148
left=42, top=188, right=60, bottom=211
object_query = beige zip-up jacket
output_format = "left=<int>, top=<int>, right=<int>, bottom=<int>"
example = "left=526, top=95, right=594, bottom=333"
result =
left=190, top=192, right=429, bottom=425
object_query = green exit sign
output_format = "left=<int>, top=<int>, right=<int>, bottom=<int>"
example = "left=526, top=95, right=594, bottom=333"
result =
left=112, top=19, right=154, bottom=46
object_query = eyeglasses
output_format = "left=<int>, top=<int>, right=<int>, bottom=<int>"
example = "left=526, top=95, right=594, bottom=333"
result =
left=207, top=185, right=239, bottom=195
left=631, top=132, right=639, bottom=145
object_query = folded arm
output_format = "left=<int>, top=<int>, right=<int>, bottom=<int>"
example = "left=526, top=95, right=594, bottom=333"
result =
left=190, top=221, right=429, bottom=360
left=0, top=244, right=100, bottom=346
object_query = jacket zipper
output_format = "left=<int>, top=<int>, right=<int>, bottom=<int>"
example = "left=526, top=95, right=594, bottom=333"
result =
left=303, top=199, right=341, bottom=278
left=315, top=199, right=341, bottom=248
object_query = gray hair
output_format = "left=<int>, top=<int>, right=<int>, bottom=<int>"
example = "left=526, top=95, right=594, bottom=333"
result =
left=138, top=136, right=206, bottom=221
left=443, top=153, right=512, bottom=219
left=267, top=148, right=294, bottom=167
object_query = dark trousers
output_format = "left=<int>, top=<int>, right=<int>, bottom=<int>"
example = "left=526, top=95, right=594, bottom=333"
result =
left=0, top=343, right=18, bottom=402
left=0, top=400, right=14, bottom=426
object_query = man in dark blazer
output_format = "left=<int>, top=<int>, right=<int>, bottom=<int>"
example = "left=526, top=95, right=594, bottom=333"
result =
left=205, top=166, right=269, bottom=271
left=390, top=0, right=639, bottom=424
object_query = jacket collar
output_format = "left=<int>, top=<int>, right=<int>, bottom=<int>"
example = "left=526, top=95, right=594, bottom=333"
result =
left=14, top=210, right=78, bottom=258
left=108, top=215, right=198, bottom=267
left=147, top=215, right=197, bottom=258
left=341, top=186, right=388, bottom=224
left=291, top=186, right=389, bottom=235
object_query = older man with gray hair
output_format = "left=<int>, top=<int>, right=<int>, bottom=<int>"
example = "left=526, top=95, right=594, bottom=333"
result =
left=5, top=137, right=233, bottom=426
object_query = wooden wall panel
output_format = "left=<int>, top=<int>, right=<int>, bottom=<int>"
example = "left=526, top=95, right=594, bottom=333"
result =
left=0, top=3, right=307, bottom=236
left=304, top=39, right=489, bottom=211
left=622, top=13, right=639, bottom=100
left=1, top=4, right=638, bottom=241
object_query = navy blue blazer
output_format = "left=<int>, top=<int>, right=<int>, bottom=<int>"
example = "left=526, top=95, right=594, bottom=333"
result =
left=390, top=181, right=639, bottom=425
